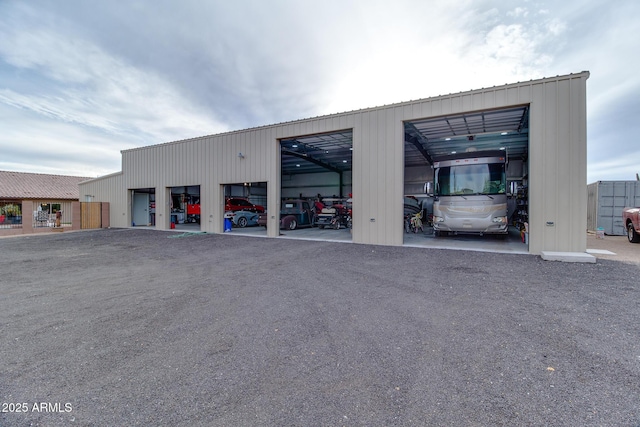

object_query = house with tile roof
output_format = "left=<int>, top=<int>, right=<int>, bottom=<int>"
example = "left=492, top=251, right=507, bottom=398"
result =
left=0, top=170, right=93, bottom=235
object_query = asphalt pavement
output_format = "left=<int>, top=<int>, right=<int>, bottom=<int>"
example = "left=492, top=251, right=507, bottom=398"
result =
left=1, top=229, right=639, bottom=426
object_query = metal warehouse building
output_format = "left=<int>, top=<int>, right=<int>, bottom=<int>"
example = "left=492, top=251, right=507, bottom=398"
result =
left=79, top=71, right=590, bottom=257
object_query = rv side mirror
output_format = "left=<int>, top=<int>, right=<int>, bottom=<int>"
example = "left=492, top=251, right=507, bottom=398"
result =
left=425, top=182, right=434, bottom=196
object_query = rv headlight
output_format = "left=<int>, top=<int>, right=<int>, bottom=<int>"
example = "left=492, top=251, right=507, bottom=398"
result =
left=492, top=216, right=507, bottom=224
left=433, top=216, right=445, bottom=223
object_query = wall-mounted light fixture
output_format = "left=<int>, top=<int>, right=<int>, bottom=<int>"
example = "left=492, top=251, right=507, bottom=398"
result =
left=238, top=152, right=245, bottom=159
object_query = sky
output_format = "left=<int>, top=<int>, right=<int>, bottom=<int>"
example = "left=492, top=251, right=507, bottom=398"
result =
left=0, top=0, right=638, bottom=183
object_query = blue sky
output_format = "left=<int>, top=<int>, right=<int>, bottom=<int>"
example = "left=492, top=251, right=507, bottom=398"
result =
left=0, top=0, right=638, bottom=183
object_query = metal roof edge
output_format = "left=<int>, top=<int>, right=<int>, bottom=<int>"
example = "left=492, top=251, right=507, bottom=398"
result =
left=121, top=71, right=590, bottom=154
left=0, top=170, right=93, bottom=180
left=79, top=170, right=123, bottom=184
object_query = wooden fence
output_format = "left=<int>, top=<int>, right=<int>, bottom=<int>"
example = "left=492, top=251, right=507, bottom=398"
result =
left=81, top=202, right=105, bottom=229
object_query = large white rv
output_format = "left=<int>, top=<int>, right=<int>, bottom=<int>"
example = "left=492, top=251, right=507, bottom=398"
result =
left=430, top=150, right=509, bottom=236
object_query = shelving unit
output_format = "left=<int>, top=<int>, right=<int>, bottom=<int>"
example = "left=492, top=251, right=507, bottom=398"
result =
left=512, top=180, right=528, bottom=234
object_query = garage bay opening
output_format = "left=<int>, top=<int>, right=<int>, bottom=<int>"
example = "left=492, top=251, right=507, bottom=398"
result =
left=169, top=186, right=201, bottom=231
left=222, top=182, right=267, bottom=236
left=279, top=130, right=353, bottom=242
left=403, top=106, right=530, bottom=253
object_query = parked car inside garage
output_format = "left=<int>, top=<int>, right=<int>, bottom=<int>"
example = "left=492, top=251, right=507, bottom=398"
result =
left=228, top=210, right=260, bottom=228
left=225, top=197, right=265, bottom=213
left=280, top=199, right=315, bottom=230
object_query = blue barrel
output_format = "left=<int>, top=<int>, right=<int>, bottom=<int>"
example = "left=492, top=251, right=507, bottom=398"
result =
left=224, top=218, right=232, bottom=232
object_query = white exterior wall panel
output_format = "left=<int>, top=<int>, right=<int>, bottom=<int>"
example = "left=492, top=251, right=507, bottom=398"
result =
left=79, top=172, right=127, bottom=227
left=391, top=105, right=406, bottom=245
left=79, top=72, right=589, bottom=254
left=530, top=80, right=552, bottom=254
left=526, top=76, right=588, bottom=253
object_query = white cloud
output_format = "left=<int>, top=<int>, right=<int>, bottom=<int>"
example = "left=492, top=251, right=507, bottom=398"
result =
left=508, top=7, right=529, bottom=18
left=588, top=155, right=640, bottom=183
left=470, top=10, right=566, bottom=79
left=0, top=11, right=229, bottom=146
left=0, top=103, right=122, bottom=176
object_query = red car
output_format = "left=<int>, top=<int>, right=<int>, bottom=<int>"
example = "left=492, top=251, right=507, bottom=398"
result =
left=225, top=197, right=265, bottom=213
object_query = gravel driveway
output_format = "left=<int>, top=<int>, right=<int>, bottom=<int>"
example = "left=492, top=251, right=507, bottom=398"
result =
left=1, top=229, right=639, bottom=426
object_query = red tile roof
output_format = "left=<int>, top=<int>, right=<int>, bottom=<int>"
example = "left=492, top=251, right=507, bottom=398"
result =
left=0, top=170, right=91, bottom=200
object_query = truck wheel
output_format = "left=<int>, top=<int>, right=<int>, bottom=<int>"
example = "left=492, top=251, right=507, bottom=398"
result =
left=289, top=218, right=297, bottom=230
left=628, top=223, right=640, bottom=243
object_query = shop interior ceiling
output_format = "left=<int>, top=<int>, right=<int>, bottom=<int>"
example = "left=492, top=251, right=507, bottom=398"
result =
left=281, top=130, right=354, bottom=175
left=170, top=186, right=200, bottom=196
left=280, top=105, right=529, bottom=175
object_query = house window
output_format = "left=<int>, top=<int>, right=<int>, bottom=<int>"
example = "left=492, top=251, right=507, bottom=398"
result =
left=39, top=203, right=61, bottom=214
left=0, top=201, right=23, bottom=226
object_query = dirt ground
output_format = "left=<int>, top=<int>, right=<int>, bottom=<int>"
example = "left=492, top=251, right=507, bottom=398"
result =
left=586, top=232, right=640, bottom=264
left=1, top=228, right=639, bottom=426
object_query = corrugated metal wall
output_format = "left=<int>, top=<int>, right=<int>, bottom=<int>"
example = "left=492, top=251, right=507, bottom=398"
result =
left=528, top=76, right=588, bottom=253
left=587, top=181, right=640, bottom=235
left=79, top=72, right=590, bottom=254
left=79, top=172, right=126, bottom=227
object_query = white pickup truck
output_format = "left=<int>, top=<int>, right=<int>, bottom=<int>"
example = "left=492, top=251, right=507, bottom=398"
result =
left=623, top=207, right=640, bottom=243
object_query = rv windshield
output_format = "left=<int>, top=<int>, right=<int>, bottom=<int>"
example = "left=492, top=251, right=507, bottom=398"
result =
left=435, top=163, right=506, bottom=196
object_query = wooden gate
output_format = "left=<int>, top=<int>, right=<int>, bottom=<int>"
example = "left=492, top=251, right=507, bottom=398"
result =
left=81, top=202, right=102, bottom=229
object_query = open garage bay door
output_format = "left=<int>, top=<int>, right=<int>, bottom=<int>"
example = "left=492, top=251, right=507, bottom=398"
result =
left=403, top=106, right=530, bottom=253
left=222, top=182, right=268, bottom=235
left=170, top=186, right=200, bottom=231
left=278, top=130, right=353, bottom=242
